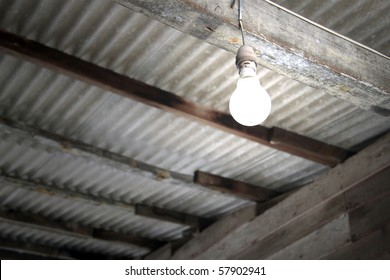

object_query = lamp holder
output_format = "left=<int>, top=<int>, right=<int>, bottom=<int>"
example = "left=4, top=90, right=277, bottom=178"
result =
left=236, top=45, right=257, bottom=74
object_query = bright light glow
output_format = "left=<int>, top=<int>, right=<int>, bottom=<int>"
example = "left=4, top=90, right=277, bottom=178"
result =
left=229, top=69, right=271, bottom=126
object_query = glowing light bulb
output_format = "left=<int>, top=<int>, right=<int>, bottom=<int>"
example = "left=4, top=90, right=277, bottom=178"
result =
left=229, top=46, right=271, bottom=126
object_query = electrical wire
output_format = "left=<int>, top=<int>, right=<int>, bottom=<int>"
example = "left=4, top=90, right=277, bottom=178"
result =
left=231, top=0, right=246, bottom=45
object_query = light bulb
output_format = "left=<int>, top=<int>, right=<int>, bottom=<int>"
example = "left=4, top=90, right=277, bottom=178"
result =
left=229, top=46, right=271, bottom=126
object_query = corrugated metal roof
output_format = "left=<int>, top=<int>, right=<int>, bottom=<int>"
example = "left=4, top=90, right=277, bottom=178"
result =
left=0, top=0, right=388, bottom=258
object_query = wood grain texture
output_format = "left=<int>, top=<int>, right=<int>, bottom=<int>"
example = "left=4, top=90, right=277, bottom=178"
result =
left=171, top=204, right=257, bottom=260
left=234, top=196, right=346, bottom=259
left=266, top=214, right=350, bottom=260
left=323, top=222, right=390, bottom=260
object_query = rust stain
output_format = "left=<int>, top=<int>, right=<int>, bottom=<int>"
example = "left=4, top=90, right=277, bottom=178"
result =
left=155, top=170, right=171, bottom=180
left=229, top=37, right=240, bottom=44
left=35, top=186, right=54, bottom=195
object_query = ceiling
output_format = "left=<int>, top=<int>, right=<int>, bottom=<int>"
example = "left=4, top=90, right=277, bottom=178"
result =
left=0, top=0, right=389, bottom=259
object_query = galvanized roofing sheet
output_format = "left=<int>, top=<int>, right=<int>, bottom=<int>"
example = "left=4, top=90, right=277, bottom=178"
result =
left=0, top=221, right=149, bottom=258
left=271, top=0, right=390, bottom=56
left=0, top=0, right=389, bottom=258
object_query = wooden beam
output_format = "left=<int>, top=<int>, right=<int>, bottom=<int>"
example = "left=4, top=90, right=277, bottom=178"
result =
left=135, top=204, right=213, bottom=230
left=348, top=193, right=390, bottom=242
left=193, top=132, right=390, bottom=259
left=266, top=213, right=351, bottom=260
left=116, top=0, right=390, bottom=115
left=0, top=209, right=162, bottom=250
left=234, top=196, right=347, bottom=259
left=322, top=222, right=390, bottom=260
left=0, top=30, right=351, bottom=166
left=194, top=170, right=280, bottom=202
left=343, top=165, right=390, bottom=212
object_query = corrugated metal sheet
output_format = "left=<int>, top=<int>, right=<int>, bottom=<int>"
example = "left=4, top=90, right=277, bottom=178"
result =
left=0, top=221, right=149, bottom=258
left=271, top=0, right=390, bottom=56
left=0, top=0, right=388, bottom=258
left=0, top=54, right=329, bottom=190
left=0, top=124, right=250, bottom=217
left=0, top=182, right=187, bottom=241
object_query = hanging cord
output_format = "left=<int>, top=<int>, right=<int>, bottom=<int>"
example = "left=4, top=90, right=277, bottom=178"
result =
left=231, top=0, right=246, bottom=45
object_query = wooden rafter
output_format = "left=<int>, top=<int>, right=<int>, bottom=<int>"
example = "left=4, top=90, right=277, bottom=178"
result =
left=0, top=30, right=351, bottom=166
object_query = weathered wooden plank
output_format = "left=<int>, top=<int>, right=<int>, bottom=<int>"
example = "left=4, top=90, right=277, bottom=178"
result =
left=0, top=30, right=351, bottom=166
left=194, top=170, right=280, bottom=202
left=195, top=133, right=390, bottom=259
left=266, top=214, right=350, bottom=260
left=323, top=222, right=390, bottom=260
left=248, top=167, right=389, bottom=259
left=344, top=165, right=390, bottom=211
left=348, top=193, right=390, bottom=241
left=233, top=196, right=346, bottom=259
left=171, top=204, right=257, bottom=259
left=116, top=0, right=390, bottom=114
